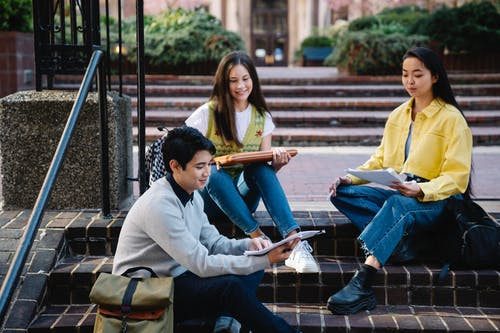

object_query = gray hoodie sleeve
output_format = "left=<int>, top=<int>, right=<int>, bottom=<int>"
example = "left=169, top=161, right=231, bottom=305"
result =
left=145, top=191, right=270, bottom=278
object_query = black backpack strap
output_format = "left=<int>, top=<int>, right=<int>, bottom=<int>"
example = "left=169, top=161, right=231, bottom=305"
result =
left=120, top=278, right=139, bottom=333
left=122, top=266, right=158, bottom=278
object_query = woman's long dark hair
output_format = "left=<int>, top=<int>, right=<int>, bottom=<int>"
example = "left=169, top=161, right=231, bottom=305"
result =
left=210, top=51, right=268, bottom=147
left=403, top=47, right=473, bottom=198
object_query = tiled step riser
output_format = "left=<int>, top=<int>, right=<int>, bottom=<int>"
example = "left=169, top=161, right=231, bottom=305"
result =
left=135, top=113, right=500, bottom=128
left=116, top=86, right=500, bottom=98
left=54, top=73, right=500, bottom=85
left=28, top=303, right=500, bottom=333
left=270, top=135, right=500, bottom=147
left=46, top=257, right=500, bottom=308
left=133, top=100, right=500, bottom=112
left=135, top=131, right=500, bottom=146
left=64, top=213, right=361, bottom=257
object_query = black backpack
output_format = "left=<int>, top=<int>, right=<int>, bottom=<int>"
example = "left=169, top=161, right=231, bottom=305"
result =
left=437, top=198, right=500, bottom=282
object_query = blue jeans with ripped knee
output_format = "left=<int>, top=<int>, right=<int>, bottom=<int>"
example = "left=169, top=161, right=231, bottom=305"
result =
left=199, top=162, right=299, bottom=238
left=330, top=185, right=450, bottom=266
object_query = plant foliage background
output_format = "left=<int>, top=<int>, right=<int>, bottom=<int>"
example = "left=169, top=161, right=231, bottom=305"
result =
left=0, top=0, right=32, bottom=32
left=105, top=8, right=244, bottom=74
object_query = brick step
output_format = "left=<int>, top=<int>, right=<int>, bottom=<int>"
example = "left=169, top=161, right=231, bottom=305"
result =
left=54, top=72, right=500, bottom=85
left=47, top=255, right=500, bottom=308
left=134, top=110, right=500, bottom=128
left=131, top=96, right=500, bottom=111
left=55, top=83, right=500, bottom=97
left=27, top=302, right=500, bottom=332
left=46, top=255, right=500, bottom=308
left=135, top=125, right=500, bottom=146
left=64, top=211, right=360, bottom=257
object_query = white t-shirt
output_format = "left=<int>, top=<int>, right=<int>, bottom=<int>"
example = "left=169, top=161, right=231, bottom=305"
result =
left=185, top=102, right=275, bottom=143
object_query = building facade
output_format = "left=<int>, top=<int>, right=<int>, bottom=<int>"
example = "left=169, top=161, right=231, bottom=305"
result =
left=102, top=0, right=476, bottom=66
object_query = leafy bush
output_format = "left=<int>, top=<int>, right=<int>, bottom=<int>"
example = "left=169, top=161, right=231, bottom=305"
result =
left=348, top=16, right=378, bottom=32
left=0, top=0, right=32, bottom=32
left=325, top=30, right=428, bottom=74
left=377, top=5, right=428, bottom=29
left=410, top=2, right=500, bottom=53
left=348, top=5, right=428, bottom=34
left=104, top=8, right=244, bottom=73
left=300, top=35, right=333, bottom=48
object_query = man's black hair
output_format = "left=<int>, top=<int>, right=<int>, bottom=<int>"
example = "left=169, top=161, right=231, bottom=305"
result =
left=162, top=126, right=216, bottom=173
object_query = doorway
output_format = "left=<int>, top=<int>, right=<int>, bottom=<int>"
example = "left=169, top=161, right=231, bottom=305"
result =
left=251, top=0, right=288, bottom=66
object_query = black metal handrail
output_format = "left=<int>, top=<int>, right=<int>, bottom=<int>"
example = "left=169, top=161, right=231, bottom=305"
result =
left=0, top=49, right=109, bottom=322
left=136, top=0, right=147, bottom=194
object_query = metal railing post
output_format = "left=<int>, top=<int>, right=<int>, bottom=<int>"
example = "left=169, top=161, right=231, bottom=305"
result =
left=136, top=0, right=147, bottom=194
left=0, top=50, right=104, bottom=322
left=97, top=61, right=111, bottom=217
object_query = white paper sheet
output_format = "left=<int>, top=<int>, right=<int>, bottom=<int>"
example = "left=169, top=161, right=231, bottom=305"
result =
left=244, top=230, right=325, bottom=256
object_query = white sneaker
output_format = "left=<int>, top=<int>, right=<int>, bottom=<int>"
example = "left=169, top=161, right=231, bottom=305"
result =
left=285, top=240, right=319, bottom=273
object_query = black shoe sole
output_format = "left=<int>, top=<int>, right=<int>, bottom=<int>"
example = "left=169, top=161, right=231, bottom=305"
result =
left=327, top=294, right=377, bottom=315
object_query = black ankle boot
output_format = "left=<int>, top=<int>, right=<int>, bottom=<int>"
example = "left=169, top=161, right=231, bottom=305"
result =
left=327, top=264, right=377, bottom=314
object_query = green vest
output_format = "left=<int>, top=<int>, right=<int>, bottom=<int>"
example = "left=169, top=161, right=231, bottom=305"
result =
left=206, top=102, right=266, bottom=177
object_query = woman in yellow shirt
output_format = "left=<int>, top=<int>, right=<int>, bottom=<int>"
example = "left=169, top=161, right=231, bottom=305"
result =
left=327, top=47, right=472, bottom=315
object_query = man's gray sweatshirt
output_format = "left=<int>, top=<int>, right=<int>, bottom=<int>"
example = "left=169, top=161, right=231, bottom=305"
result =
left=112, top=177, right=270, bottom=278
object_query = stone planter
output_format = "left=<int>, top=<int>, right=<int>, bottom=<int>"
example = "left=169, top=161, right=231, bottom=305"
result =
left=302, top=47, right=334, bottom=67
left=0, top=31, right=34, bottom=97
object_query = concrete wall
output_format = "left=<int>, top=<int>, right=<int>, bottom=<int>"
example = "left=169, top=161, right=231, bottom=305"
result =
left=0, top=90, right=132, bottom=210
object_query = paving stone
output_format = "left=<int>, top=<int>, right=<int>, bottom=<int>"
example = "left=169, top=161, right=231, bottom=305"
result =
left=0, top=229, right=24, bottom=238
left=37, top=229, right=64, bottom=249
left=4, top=300, right=37, bottom=329
left=18, top=273, right=48, bottom=303
left=27, top=314, right=59, bottom=332
left=29, top=249, right=57, bottom=273
left=0, top=238, right=19, bottom=251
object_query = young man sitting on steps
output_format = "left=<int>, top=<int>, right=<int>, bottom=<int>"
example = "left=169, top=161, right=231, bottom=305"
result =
left=113, top=126, right=301, bottom=333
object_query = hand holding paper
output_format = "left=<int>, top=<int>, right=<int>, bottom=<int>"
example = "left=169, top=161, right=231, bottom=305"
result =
left=244, top=230, right=325, bottom=256
left=346, top=168, right=406, bottom=186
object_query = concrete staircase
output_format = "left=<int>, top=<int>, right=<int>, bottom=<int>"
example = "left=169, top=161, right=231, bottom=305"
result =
left=54, top=72, right=500, bottom=146
left=6, top=209, right=496, bottom=332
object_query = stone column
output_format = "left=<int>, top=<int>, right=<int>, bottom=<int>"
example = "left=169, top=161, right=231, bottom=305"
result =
left=0, top=90, right=133, bottom=210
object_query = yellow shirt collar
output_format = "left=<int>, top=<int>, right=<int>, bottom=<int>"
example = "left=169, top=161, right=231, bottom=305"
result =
left=405, top=97, right=446, bottom=119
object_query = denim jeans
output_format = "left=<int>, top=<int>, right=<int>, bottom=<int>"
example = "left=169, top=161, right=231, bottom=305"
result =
left=200, top=163, right=299, bottom=238
left=174, top=270, right=295, bottom=333
left=331, top=185, right=449, bottom=266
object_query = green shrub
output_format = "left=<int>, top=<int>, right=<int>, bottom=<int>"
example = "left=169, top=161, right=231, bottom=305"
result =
left=325, top=30, right=428, bottom=74
left=348, top=16, right=378, bottom=32
left=348, top=5, right=428, bottom=35
left=300, top=35, right=333, bottom=48
left=410, top=2, right=500, bottom=53
left=104, top=8, right=244, bottom=73
left=377, top=5, right=428, bottom=29
left=0, top=0, right=32, bottom=32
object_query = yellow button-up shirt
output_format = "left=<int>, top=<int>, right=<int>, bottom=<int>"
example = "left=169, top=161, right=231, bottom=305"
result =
left=349, top=97, right=472, bottom=202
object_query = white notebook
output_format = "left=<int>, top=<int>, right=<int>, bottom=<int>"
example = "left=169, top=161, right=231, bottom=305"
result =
left=244, top=230, right=325, bottom=256
left=346, top=168, right=406, bottom=186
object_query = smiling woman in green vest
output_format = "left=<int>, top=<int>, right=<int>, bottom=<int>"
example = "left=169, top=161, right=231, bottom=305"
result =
left=185, top=51, right=318, bottom=274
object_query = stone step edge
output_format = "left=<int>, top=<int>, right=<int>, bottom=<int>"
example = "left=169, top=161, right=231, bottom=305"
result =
left=26, top=303, right=500, bottom=332
left=53, top=72, right=500, bottom=84
left=133, top=110, right=500, bottom=125
left=49, top=255, right=500, bottom=290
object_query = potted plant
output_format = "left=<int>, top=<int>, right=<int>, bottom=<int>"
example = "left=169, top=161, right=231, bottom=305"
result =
left=297, top=35, right=334, bottom=67
left=0, top=0, right=34, bottom=97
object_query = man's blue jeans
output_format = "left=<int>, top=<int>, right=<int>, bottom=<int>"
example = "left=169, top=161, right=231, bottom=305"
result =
left=330, top=185, right=449, bottom=266
left=174, top=270, right=295, bottom=333
left=199, top=163, right=299, bottom=238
